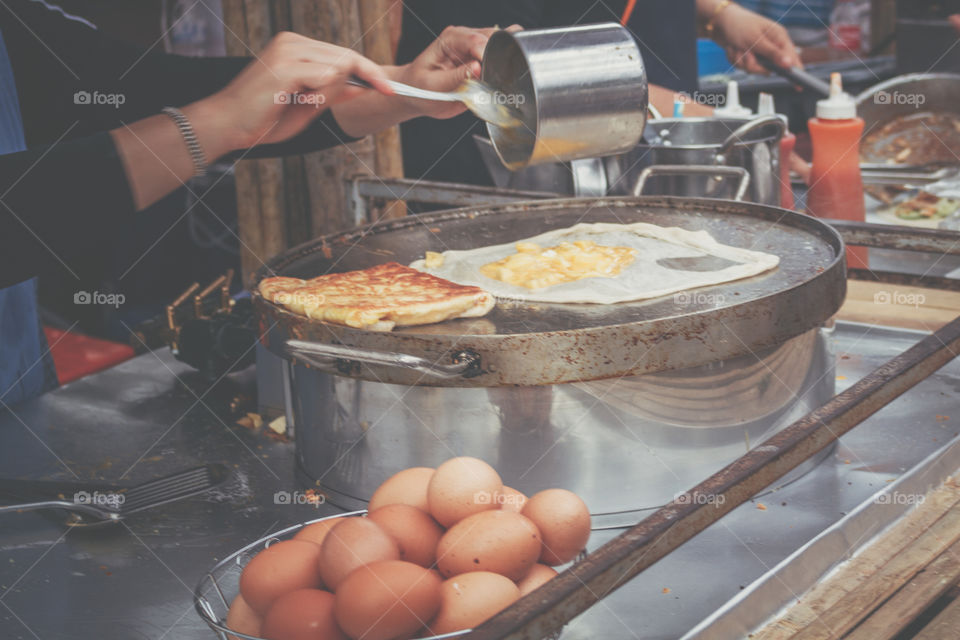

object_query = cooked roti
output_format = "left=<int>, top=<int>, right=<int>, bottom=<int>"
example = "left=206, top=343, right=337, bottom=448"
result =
left=258, top=262, right=495, bottom=331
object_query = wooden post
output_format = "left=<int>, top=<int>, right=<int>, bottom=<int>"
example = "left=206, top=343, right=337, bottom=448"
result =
left=221, top=0, right=407, bottom=285
left=870, top=0, right=897, bottom=55
left=359, top=0, right=407, bottom=219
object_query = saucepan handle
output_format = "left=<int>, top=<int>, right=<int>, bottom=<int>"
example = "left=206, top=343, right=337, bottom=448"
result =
left=286, top=339, right=483, bottom=379
left=632, top=165, right=751, bottom=202
left=717, top=115, right=787, bottom=158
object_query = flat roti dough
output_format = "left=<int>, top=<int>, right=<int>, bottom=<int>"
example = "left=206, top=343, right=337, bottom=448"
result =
left=410, top=222, right=780, bottom=304
left=259, top=262, right=495, bottom=331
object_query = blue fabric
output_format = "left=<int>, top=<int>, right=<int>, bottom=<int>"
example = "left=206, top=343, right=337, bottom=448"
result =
left=0, top=26, right=55, bottom=405
left=738, top=0, right=834, bottom=28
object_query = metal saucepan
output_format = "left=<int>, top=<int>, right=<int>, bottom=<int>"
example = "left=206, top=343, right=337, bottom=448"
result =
left=481, top=23, right=648, bottom=170
left=607, top=115, right=787, bottom=205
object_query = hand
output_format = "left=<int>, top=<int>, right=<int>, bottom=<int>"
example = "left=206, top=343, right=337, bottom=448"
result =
left=395, top=25, right=521, bottom=120
left=712, top=4, right=803, bottom=73
left=196, top=31, right=393, bottom=151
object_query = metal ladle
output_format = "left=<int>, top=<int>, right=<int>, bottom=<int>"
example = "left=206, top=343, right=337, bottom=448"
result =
left=346, top=75, right=524, bottom=129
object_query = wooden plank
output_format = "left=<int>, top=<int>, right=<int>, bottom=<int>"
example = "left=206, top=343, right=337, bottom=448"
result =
left=359, top=0, right=406, bottom=220
left=838, top=280, right=960, bottom=331
left=291, top=0, right=379, bottom=233
left=870, top=0, right=897, bottom=54
left=754, top=482, right=960, bottom=640
left=790, top=505, right=960, bottom=639
left=845, top=537, right=960, bottom=640
left=913, top=593, right=960, bottom=640
left=221, top=0, right=267, bottom=284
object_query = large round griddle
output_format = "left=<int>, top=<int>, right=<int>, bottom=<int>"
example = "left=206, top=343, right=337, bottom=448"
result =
left=254, top=196, right=845, bottom=386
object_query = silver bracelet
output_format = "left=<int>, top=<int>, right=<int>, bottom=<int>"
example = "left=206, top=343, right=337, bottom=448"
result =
left=162, top=106, right=207, bottom=178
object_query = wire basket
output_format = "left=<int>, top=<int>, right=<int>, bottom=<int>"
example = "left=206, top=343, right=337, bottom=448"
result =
left=194, top=511, right=542, bottom=640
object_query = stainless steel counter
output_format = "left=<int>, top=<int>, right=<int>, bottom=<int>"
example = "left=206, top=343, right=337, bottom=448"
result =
left=0, top=350, right=342, bottom=640
left=1, top=322, right=959, bottom=640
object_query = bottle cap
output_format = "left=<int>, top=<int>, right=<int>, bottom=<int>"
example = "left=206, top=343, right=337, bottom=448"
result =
left=758, top=92, right=789, bottom=128
left=816, top=72, right=857, bottom=120
left=714, top=81, right=753, bottom=118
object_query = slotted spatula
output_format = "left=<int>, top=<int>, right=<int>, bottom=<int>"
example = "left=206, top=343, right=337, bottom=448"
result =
left=0, top=464, right=229, bottom=525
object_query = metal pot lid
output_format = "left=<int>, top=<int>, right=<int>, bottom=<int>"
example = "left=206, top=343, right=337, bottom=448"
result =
left=254, top=196, right=846, bottom=387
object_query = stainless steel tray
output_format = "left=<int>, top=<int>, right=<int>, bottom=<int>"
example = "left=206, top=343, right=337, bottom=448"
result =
left=683, top=433, right=960, bottom=640
left=540, top=322, right=960, bottom=640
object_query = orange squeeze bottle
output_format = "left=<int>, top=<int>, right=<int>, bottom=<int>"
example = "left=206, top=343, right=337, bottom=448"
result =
left=806, top=72, right=868, bottom=269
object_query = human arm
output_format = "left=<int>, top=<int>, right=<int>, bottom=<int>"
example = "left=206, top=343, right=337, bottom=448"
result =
left=696, top=0, right=803, bottom=73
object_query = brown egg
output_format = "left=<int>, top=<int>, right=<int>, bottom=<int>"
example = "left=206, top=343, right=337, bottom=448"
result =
left=294, top=517, right=347, bottom=547
left=516, top=563, right=559, bottom=596
left=436, top=510, right=542, bottom=581
left=261, top=588, right=346, bottom=640
left=522, top=489, right=591, bottom=565
left=334, top=560, right=442, bottom=640
left=429, top=572, right=521, bottom=635
left=368, top=467, right=434, bottom=512
left=319, top=518, right=399, bottom=589
left=498, top=486, right=528, bottom=513
left=226, top=594, right=262, bottom=640
left=368, top=504, right=444, bottom=568
left=427, top=457, right=502, bottom=527
left=240, top=540, right=323, bottom=615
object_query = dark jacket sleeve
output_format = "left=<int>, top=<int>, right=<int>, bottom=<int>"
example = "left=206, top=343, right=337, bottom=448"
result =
left=0, top=132, right=134, bottom=289
left=0, top=0, right=358, bottom=287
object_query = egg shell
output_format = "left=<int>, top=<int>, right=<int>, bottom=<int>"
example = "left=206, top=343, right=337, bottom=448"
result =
left=319, top=518, right=399, bottom=589
left=498, top=486, right=528, bottom=513
left=240, top=540, right=323, bottom=615
left=427, top=457, right=503, bottom=527
left=334, top=560, right=442, bottom=640
left=516, top=563, right=559, bottom=596
left=429, top=571, right=520, bottom=635
left=294, top=517, right=348, bottom=547
left=436, top=510, right=542, bottom=581
left=261, top=588, right=346, bottom=640
left=522, top=489, right=591, bottom=565
left=368, top=467, right=434, bottom=512
left=226, top=594, right=263, bottom=640
left=368, top=504, right=444, bottom=568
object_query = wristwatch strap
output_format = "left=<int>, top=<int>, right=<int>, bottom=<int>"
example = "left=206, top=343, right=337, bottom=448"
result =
left=162, top=106, right=207, bottom=178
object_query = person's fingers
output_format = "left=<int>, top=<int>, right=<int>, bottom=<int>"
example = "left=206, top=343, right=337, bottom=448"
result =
left=346, top=53, right=394, bottom=94
left=950, top=14, right=960, bottom=34
left=431, top=62, right=476, bottom=90
left=290, top=45, right=393, bottom=95
left=730, top=48, right=764, bottom=74
left=436, top=26, right=490, bottom=66
left=505, top=24, right=523, bottom=33
left=765, top=26, right=803, bottom=69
